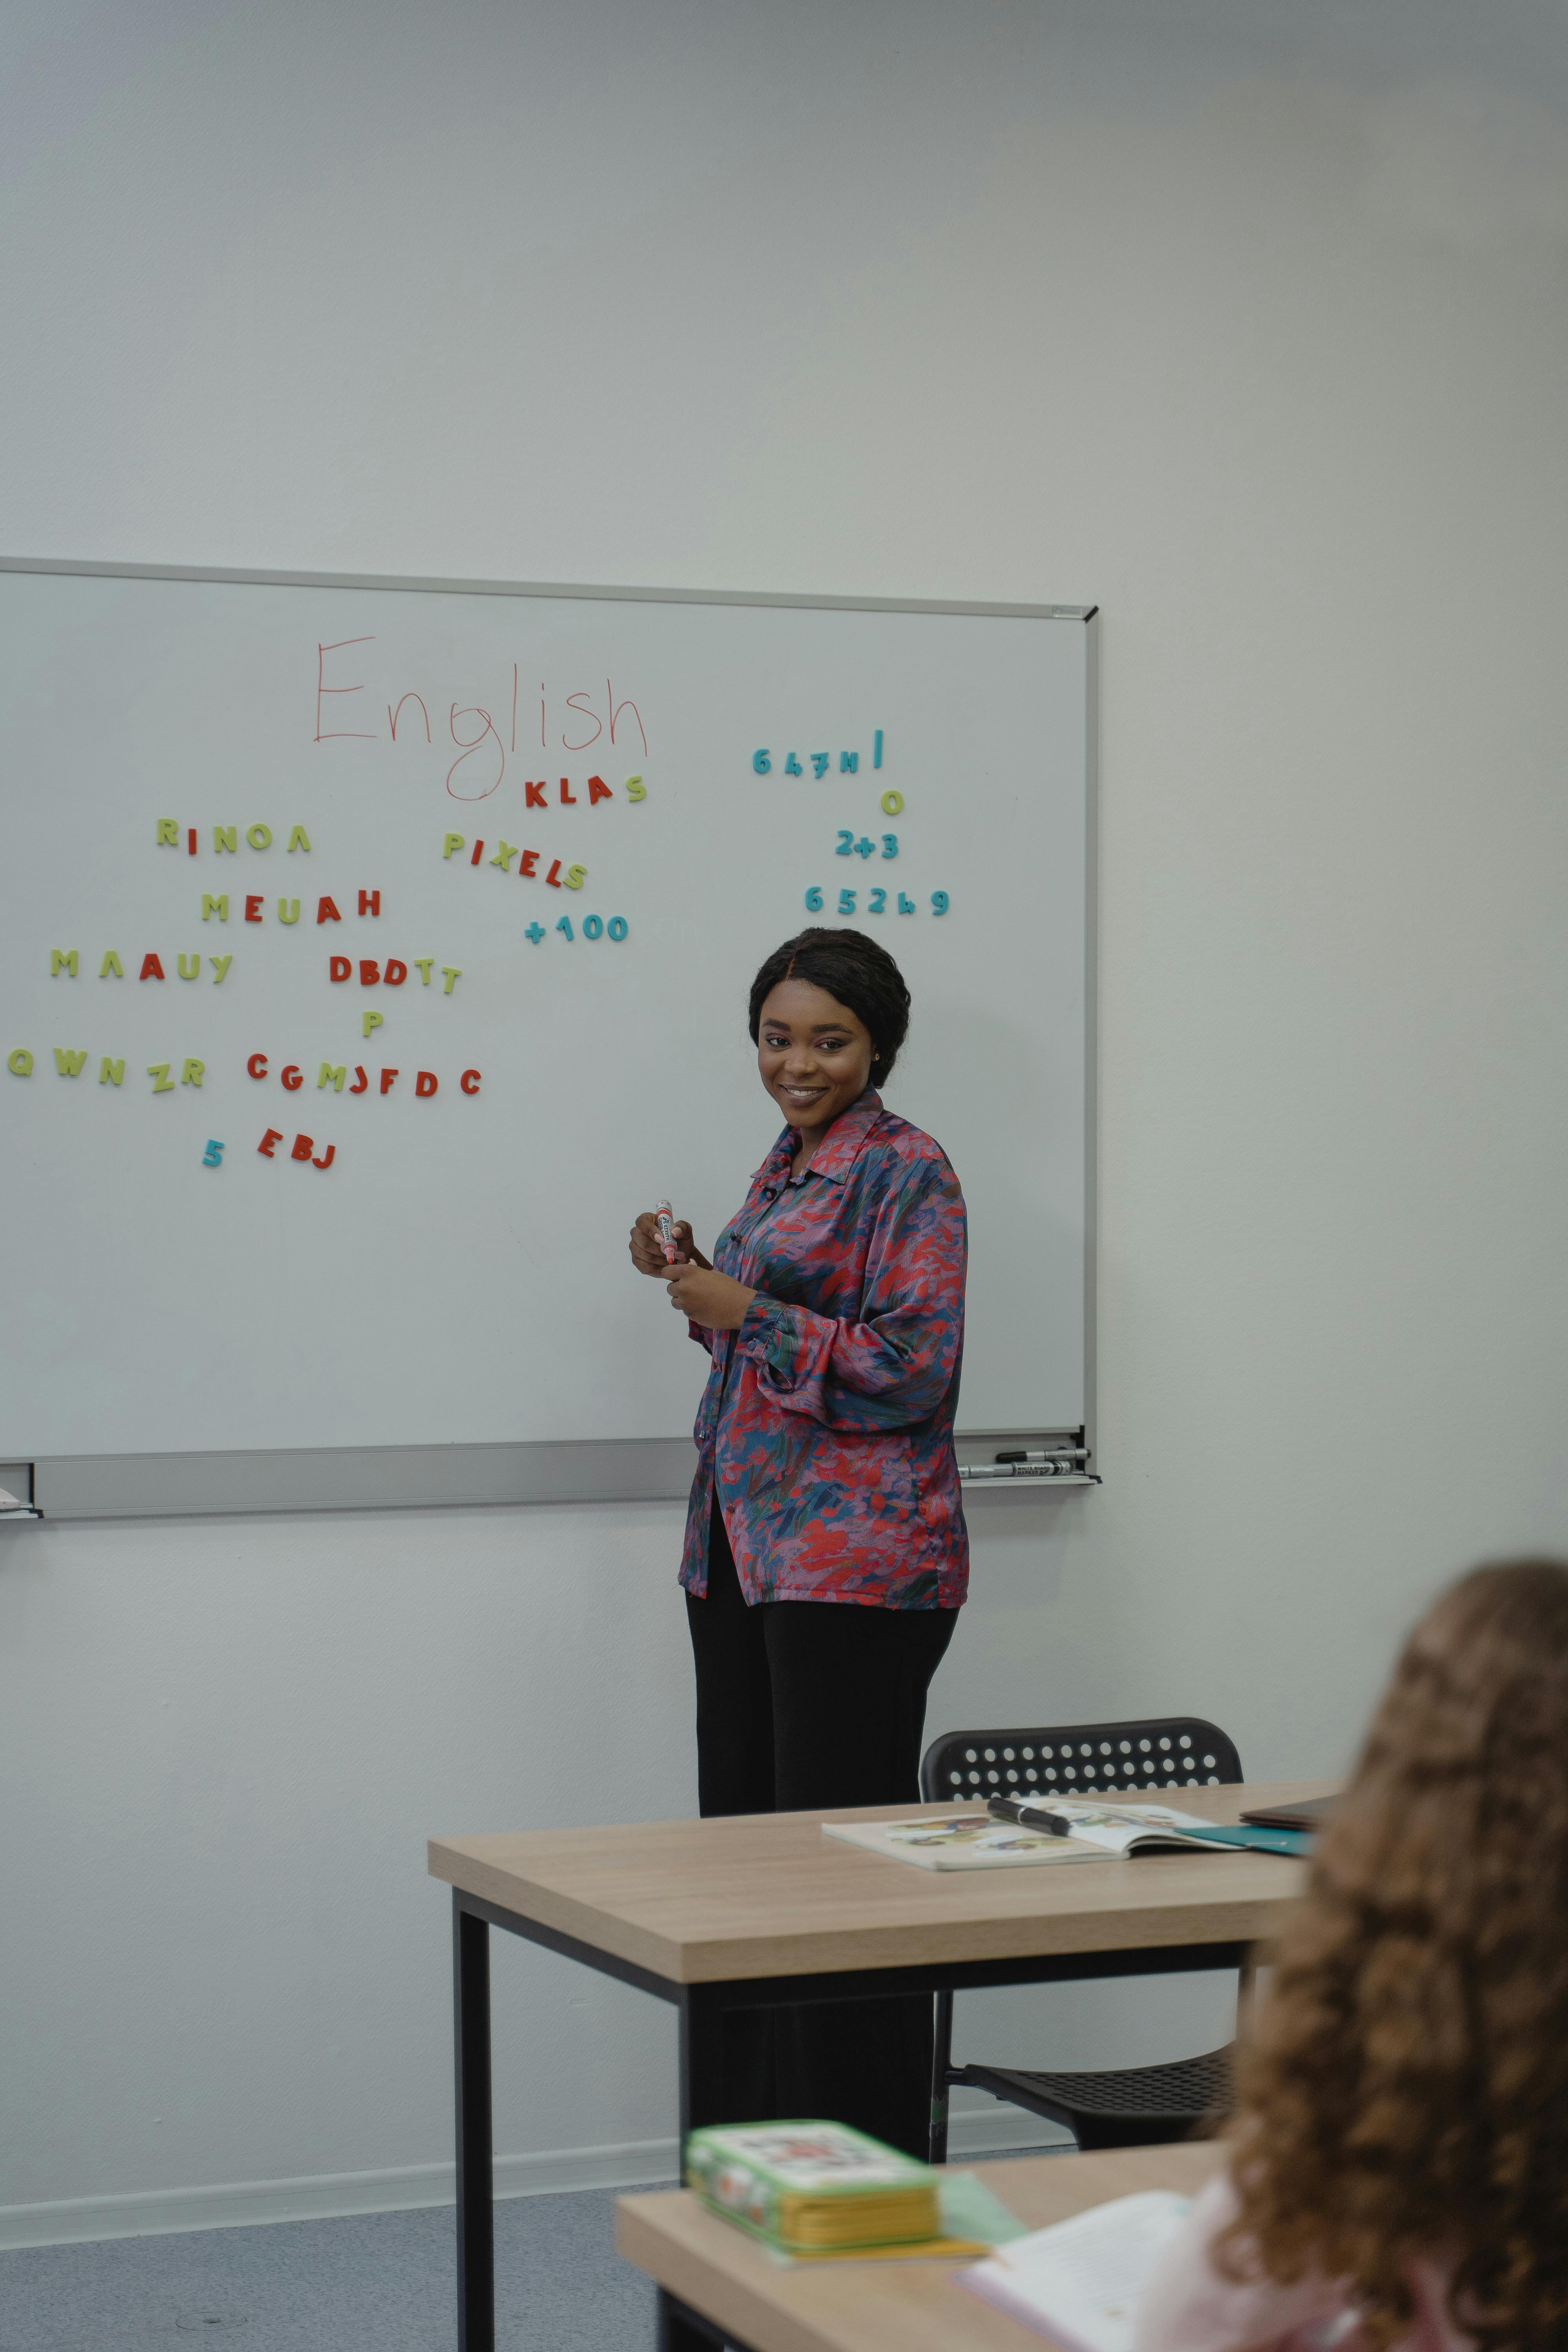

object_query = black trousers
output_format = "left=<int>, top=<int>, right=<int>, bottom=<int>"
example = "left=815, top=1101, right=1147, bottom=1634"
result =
left=685, top=1508, right=958, bottom=2157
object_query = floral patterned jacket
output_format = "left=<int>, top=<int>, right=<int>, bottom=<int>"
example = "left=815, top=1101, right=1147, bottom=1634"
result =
left=681, top=1088, right=969, bottom=1610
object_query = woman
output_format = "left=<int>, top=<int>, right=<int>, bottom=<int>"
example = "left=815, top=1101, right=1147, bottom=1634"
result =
left=629, top=927, right=967, bottom=2154
left=1135, top=1558, right=1568, bottom=2352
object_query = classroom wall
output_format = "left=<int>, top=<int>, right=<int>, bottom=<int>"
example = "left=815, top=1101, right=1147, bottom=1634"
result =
left=5, top=0, right=1568, bottom=2238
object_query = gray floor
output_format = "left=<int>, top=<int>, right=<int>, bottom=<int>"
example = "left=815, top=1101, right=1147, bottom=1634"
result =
left=0, top=2188, right=665, bottom=2352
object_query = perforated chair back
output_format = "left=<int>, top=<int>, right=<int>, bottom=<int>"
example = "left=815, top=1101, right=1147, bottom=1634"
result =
left=919, top=1715, right=1243, bottom=1805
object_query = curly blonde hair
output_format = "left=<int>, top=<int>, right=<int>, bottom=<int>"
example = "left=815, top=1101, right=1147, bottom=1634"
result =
left=1222, top=1559, right=1568, bottom=2351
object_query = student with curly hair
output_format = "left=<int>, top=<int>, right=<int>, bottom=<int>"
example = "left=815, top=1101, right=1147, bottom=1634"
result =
left=628, top=927, right=967, bottom=2154
left=1136, top=1557, right=1568, bottom=2352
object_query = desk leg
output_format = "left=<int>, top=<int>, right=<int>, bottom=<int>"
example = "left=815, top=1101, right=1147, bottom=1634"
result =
left=658, top=2287, right=735, bottom=2349
left=454, top=1898, right=494, bottom=2352
left=677, top=1985, right=727, bottom=2142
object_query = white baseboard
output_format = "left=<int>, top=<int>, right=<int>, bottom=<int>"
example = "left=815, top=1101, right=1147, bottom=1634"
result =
left=0, top=2105, right=1068, bottom=2251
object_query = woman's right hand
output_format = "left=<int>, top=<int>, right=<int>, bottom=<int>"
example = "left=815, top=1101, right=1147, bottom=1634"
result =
left=629, top=1212, right=710, bottom=1277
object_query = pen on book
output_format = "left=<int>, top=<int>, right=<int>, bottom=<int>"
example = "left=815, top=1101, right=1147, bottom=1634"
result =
left=654, top=1199, right=678, bottom=1264
left=987, top=1795, right=1072, bottom=1837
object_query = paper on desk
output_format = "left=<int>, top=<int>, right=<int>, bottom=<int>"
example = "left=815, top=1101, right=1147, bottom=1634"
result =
left=961, top=2189, right=1190, bottom=2352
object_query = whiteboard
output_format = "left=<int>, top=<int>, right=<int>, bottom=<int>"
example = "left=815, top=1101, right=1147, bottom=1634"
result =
left=0, top=563, right=1094, bottom=1486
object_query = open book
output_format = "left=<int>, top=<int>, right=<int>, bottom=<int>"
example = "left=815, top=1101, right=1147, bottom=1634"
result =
left=822, top=1813, right=1116, bottom=1871
left=988, top=1795, right=1307, bottom=1856
left=962, top=2189, right=1190, bottom=2352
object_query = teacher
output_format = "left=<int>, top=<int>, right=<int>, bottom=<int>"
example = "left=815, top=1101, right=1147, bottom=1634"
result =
left=629, top=926, right=967, bottom=2156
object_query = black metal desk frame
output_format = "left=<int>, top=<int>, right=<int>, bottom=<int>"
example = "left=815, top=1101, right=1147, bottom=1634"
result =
left=450, top=1886, right=1245, bottom=2351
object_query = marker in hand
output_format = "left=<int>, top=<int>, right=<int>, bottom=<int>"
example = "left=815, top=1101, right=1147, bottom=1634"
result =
left=654, top=1200, right=679, bottom=1264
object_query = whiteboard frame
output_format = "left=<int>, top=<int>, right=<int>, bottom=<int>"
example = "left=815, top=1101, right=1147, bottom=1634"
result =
left=0, top=557, right=1098, bottom=1520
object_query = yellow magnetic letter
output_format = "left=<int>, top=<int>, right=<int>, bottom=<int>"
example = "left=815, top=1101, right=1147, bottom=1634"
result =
left=489, top=841, right=518, bottom=870
left=624, top=775, right=646, bottom=802
left=562, top=865, right=586, bottom=891
left=318, top=1063, right=347, bottom=1091
left=441, top=966, right=461, bottom=994
left=442, top=833, right=465, bottom=859
left=147, top=1063, right=174, bottom=1093
left=157, top=818, right=180, bottom=845
left=8, top=1048, right=34, bottom=1076
left=287, top=825, right=312, bottom=853
left=99, top=951, right=124, bottom=978
left=181, top=1060, right=204, bottom=1087
left=414, top=958, right=434, bottom=984
left=247, top=823, right=272, bottom=851
left=202, top=895, right=229, bottom=922
left=177, top=953, right=201, bottom=980
left=50, top=949, right=79, bottom=976
left=99, top=1057, right=125, bottom=1086
left=209, top=955, right=232, bottom=982
left=53, top=1047, right=87, bottom=1076
left=213, top=826, right=238, bottom=853
left=362, top=1010, right=383, bottom=1039
left=277, top=898, right=300, bottom=924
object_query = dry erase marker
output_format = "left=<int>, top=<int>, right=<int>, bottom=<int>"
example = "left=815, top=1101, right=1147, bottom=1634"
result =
left=654, top=1200, right=677, bottom=1263
left=987, top=1795, right=1071, bottom=1837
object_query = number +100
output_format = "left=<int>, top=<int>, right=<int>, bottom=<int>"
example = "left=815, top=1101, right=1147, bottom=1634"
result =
left=805, top=886, right=950, bottom=917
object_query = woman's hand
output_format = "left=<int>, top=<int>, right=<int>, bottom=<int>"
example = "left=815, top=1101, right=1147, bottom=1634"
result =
left=666, top=1264, right=756, bottom=1331
left=629, top=1211, right=710, bottom=1277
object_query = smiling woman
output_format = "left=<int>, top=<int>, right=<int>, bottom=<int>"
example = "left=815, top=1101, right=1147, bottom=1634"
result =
left=628, top=927, right=969, bottom=2157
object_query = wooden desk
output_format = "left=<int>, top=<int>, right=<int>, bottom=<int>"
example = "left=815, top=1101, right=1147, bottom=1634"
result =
left=618, top=2142, right=1225, bottom=2352
left=429, top=1779, right=1331, bottom=2351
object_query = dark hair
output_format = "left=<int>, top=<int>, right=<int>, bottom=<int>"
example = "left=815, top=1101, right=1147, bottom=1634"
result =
left=748, top=928, right=911, bottom=1087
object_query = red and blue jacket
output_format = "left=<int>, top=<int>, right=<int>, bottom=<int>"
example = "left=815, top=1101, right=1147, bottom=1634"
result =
left=681, top=1088, right=969, bottom=1610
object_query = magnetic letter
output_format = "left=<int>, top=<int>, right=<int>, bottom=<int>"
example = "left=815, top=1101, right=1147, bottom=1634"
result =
left=181, top=1059, right=204, bottom=1087
left=362, top=1011, right=383, bottom=1039
left=157, top=819, right=180, bottom=845
left=348, top=1066, right=368, bottom=1093
left=380, top=1068, right=398, bottom=1094
left=177, top=953, right=200, bottom=980
left=488, top=842, right=518, bottom=871
left=277, top=899, right=300, bottom=924
left=563, top=865, right=586, bottom=890
left=359, top=961, right=380, bottom=985
left=524, top=780, right=547, bottom=809
left=311, top=1144, right=336, bottom=1170
left=319, top=1064, right=346, bottom=1092
left=415, top=1071, right=438, bottom=1097
left=587, top=775, right=612, bottom=805
left=187, top=828, right=197, bottom=855
left=840, top=751, right=858, bottom=772
left=99, top=1057, right=124, bottom=1085
left=287, top=825, right=312, bottom=852
left=625, top=775, right=646, bottom=801
left=442, top=834, right=465, bottom=859
left=281, top=1065, right=303, bottom=1091
left=247, top=824, right=272, bottom=850
left=291, top=1134, right=314, bottom=1161
left=214, top=826, right=237, bottom=853
left=519, top=851, right=538, bottom=877
left=53, top=1047, right=87, bottom=1076
left=441, top=967, right=460, bottom=994
left=414, top=958, right=434, bottom=985
left=330, top=956, right=352, bottom=982
left=209, top=955, right=232, bottom=982
left=50, top=949, right=78, bottom=976
left=558, top=777, right=577, bottom=805
left=147, top=1063, right=174, bottom=1093
left=247, top=1054, right=268, bottom=1079
left=201, top=895, right=229, bottom=922
left=244, top=896, right=263, bottom=923
left=140, top=954, right=165, bottom=981
left=7, top=1049, right=33, bottom=1076
left=460, top=1068, right=481, bottom=1095
left=384, top=959, right=407, bottom=985
left=544, top=859, right=562, bottom=888
left=258, top=1128, right=283, bottom=1156
left=317, top=897, right=341, bottom=924
left=470, top=841, right=485, bottom=866
left=359, top=889, right=381, bottom=915
left=99, top=951, right=124, bottom=977
left=873, top=730, right=884, bottom=768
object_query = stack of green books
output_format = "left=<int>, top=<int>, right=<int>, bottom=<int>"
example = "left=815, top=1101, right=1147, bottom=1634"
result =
left=685, top=2121, right=958, bottom=2258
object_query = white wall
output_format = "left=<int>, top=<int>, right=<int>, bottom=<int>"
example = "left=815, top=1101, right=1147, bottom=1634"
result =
left=5, top=0, right=1568, bottom=2235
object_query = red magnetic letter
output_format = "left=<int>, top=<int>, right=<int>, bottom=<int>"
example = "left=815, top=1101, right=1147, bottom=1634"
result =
left=587, top=775, right=612, bottom=805
left=358, top=889, right=380, bottom=916
left=415, top=1071, right=438, bottom=1098
left=519, top=849, right=539, bottom=877
left=544, top=859, right=562, bottom=888
left=329, top=956, right=351, bottom=982
left=258, top=1128, right=283, bottom=1157
left=469, top=840, right=485, bottom=866
left=291, top=1134, right=314, bottom=1161
left=281, top=1065, right=303, bottom=1091
left=349, top=1066, right=368, bottom=1093
left=379, top=1068, right=398, bottom=1094
left=384, top=958, right=407, bottom=985
left=558, top=776, right=577, bottom=805
left=524, top=780, right=547, bottom=809
left=316, top=637, right=375, bottom=742
left=140, top=953, right=165, bottom=980
left=187, top=826, right=197, bottom=856
left=312, top=1144, right=336, bottom=1170
left=247, top=1052, right=269, bottom=1079
left=317, top=897, right=341, bottom=924
left=245, top=895, right=264, bottom=923
left=359, top=960, right=381, bottom=985
left=460, top=1068, right=481, bottom=1095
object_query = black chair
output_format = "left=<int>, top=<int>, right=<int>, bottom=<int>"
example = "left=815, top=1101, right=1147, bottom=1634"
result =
left=920, top=1715, right=1245, bottom=2161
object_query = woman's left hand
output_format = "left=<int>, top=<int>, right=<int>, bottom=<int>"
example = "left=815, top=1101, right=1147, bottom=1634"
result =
left=668, top=1264, right=756, bottom=1330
